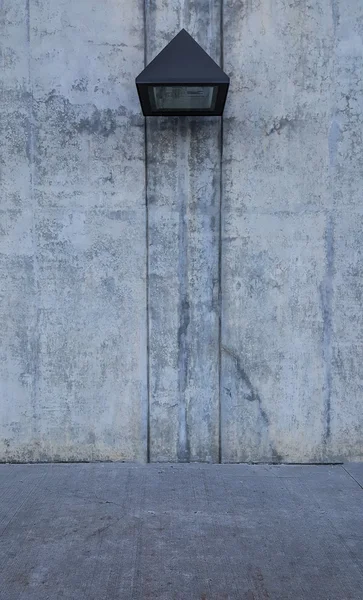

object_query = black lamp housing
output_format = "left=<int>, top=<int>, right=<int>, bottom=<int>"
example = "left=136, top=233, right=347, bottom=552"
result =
left=136, top=29, right=230, bottom=117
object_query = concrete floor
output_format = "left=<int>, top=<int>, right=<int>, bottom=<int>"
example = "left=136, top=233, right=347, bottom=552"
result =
left=1, top=464, right=363, bottom=599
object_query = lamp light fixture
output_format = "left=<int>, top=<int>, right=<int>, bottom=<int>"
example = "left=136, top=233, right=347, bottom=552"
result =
left=136, top=29, right=229, bottom=117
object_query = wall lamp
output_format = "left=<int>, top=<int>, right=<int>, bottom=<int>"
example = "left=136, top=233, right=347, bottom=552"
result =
left=136, top=29, right=229, bottom=117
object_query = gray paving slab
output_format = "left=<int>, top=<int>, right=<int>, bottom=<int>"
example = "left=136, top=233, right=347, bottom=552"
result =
left=1, top=464, right=363, bottom=600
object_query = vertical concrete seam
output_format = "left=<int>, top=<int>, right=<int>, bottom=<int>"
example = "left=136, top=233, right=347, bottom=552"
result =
left=144, top=0, right=150, bottom=463
left=218, top=0, right=224, bottom=464
left=177, top=118, right=191, bottom=463
left=26, top=0, right=39, bottom=443
left=321, top=3, right=338, bottom=454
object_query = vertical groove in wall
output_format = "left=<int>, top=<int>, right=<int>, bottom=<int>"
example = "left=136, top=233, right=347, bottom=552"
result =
left=218, top=0, right=224, bottom=464
left=322, top=4, right=338, bottom=455
left=144, top=0, right=150, bottom=463
left=26, top=0, right=39, bottom=443
left=177, top=118, right=190, bottom=463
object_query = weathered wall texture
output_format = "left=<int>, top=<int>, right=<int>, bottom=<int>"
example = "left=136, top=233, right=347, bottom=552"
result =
left=0, top=0, right=148, bottom=462
left=0, top=0, right=362, bottom=462
left=146, top=1, right=221, bottom=462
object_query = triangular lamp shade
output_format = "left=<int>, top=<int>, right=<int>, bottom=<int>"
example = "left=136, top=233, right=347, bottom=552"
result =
left=136, top=29, right=230, bottom=116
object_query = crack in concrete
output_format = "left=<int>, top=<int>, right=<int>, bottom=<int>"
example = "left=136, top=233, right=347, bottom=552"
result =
left=222, top=346, right=284, bottom=461
left=222, top=345, right=269, bottom=426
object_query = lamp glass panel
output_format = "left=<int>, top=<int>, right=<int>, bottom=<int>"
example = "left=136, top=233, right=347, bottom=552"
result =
left=149, top=86, right=217, bottom=111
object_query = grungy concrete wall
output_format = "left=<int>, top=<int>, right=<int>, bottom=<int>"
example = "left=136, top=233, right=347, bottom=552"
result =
left=0, top=0, right=148, bottom=462
left=146, top=1, right=222, bottom=463
left=0, top=0, right=362, bottom=463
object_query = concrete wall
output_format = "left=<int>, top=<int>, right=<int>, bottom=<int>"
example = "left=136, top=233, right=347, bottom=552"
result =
left=1, top=0, right=362, bottom=463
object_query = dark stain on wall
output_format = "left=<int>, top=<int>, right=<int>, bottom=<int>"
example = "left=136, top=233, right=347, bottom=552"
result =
left=320, top=215, right=335, bottom=445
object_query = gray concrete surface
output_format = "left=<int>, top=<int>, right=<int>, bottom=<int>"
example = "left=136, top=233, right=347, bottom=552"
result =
left=1, top=463, right=363, bottom=600
left=0, top=0, right=148, bottom=462
left=1, top=1, right=363, bottom=463
left=221, top=0, right=363, bottom=462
